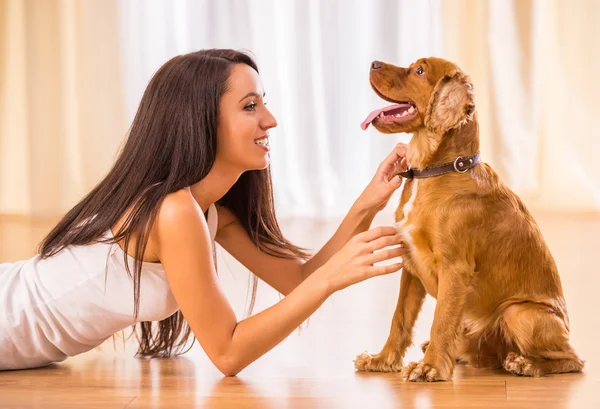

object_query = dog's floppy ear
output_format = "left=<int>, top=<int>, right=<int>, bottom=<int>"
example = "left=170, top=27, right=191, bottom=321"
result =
left=424, top=71, right=475, bottom=134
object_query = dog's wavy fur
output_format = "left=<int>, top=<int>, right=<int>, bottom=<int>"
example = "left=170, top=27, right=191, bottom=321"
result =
left=354, top=57, right=584, bottom=381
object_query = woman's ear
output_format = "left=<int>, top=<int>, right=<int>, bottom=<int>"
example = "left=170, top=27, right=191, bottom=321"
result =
left=424, top=71, right=475, bottom=134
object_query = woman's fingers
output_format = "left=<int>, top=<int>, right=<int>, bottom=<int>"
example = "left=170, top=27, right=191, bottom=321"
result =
left=358, top=226, right=399, bottom=243
left=376, top=143, right=407, bottom=180
left=368, top=246, right=406, bottom=264
left=367, top=234, right=403, bottom=252
left=370, top=262, right=404, bottom=277
left=400, top=157, right=408, bottom=173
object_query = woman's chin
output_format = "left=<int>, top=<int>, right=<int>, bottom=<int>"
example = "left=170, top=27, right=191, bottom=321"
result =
left=243, top=157, right=270, bottom=172
left=255, top=159, right=270, bottom=170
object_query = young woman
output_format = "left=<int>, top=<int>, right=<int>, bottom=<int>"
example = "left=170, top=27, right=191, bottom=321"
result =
left=0, top=49, right=407, bottom=375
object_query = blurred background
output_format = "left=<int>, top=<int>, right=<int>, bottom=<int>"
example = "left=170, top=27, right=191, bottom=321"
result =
left=1, top=0, right=600, bottom=384
left=1, top=0, right=599, bottom=260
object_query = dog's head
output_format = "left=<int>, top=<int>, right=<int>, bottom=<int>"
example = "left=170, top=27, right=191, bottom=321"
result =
left=361, top=57, right=475, bottom=135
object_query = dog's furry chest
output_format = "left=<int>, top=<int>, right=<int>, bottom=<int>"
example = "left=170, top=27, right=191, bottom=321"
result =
left=395, top=179, right=440, bottom=297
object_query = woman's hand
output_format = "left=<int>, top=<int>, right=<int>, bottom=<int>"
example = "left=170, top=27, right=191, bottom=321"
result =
left=354, top=143, right=408, bottom=214
left=316, top=226, right=405, bottom=295
left=298, top=143, right=408, bottom=283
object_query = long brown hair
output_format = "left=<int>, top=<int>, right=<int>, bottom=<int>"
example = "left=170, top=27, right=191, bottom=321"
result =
left=39, top=49, right=309, bottom=358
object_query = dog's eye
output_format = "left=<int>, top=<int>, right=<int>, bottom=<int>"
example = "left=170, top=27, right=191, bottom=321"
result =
left=416, top=66, right=424, bottom=76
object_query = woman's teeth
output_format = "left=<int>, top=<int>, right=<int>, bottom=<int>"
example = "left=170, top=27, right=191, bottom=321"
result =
left=254, top=137, right=269, bottom=146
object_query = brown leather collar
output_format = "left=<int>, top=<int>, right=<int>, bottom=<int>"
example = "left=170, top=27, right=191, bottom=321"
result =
left=399, top=152, right=482, bottom=179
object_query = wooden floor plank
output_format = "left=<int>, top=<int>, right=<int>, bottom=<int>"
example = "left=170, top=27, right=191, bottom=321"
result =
left=1, top=211, right=599, bottom=408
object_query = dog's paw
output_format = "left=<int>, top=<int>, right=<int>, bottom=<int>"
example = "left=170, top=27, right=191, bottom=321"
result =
left=421, top=340, right=468, bottom=365
left=402, top=361, right=448, bottom=382
left=503, top=353, right=539, bottom=377
left=354, top=350, right=403, bottom=372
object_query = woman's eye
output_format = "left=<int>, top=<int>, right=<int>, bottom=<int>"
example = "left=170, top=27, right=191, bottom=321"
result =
left=244, top=102, right=257, bottom=111
left=416, top=66, right=424, bottom=76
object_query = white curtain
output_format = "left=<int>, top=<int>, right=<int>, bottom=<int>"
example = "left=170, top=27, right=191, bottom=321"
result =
left=441, top=0, right=600, bottom=212
left=0, top=0, right=126, bottom=216
left=1, top=0, right=598, bottom=221
left=117, top=0, right=443, bottom=220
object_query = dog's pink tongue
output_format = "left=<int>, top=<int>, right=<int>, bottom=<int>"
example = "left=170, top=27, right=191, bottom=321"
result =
left=360, top=107, right=386, bottom=130
left=361, top=103, right=410, bottom=130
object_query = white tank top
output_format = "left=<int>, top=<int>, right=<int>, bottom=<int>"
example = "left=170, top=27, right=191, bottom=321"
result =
left=0, top=203, right=218, bottom=370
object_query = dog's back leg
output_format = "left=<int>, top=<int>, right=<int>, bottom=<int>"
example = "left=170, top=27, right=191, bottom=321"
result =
left=354, top=269, right=426, bottom=372
left=458, top=329, right=508, bottom=369
left=422, top=324, right=504, bottom=367
left=500, top=302, right=584, bottom=376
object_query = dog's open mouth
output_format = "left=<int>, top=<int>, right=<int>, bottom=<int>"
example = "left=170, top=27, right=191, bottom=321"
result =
left=361, top=102, right=418, bottom=130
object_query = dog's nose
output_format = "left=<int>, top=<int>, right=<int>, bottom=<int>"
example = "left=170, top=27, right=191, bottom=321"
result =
left=371, top=61, right=382, bottom=71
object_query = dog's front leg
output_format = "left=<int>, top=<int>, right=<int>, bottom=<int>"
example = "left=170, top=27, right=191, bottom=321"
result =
left=403, top=263, right=472, bottom=381
left=354, top=268, right=426, bottom=372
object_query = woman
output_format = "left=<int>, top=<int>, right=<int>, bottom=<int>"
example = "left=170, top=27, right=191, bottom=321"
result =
left=0, top=49, right=407, bottom=375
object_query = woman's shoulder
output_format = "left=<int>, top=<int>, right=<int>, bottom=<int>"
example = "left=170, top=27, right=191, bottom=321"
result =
left=152, top=188, right=215, bottom=258
left=157, top=188, right=203, bottom=227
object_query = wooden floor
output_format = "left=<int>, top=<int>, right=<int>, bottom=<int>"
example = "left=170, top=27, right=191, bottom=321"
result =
left=1, top=211, right=599, bottom=408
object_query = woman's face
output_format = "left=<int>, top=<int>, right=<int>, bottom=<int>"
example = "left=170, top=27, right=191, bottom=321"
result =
left=216, top=64, right=277, bottom=172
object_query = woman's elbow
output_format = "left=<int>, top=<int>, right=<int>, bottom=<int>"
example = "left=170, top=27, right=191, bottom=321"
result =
left=215, top=355, right=244, bottom=377
left=218, top=366, right=239, bottom=377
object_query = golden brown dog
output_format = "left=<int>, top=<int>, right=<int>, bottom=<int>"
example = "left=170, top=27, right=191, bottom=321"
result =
left=354, top=57, right=584, bottom=381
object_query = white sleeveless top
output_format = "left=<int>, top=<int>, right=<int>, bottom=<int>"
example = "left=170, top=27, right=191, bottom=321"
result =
left=0, top=203, right=218, bottom=370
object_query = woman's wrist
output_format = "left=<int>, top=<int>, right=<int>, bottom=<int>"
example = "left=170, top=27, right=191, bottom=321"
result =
left=310, top=265, right=337, bottom=298
left=348, top=198, right=378, bottom=230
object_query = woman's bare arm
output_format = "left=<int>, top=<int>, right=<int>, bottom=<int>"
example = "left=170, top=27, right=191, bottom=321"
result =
left=216, top=143, right=408, bottom=295
left=156, top=189, right=404, bottom=376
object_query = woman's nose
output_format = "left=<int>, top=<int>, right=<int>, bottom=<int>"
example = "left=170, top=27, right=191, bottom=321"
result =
left=263, top=108, right=277, bottom=129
